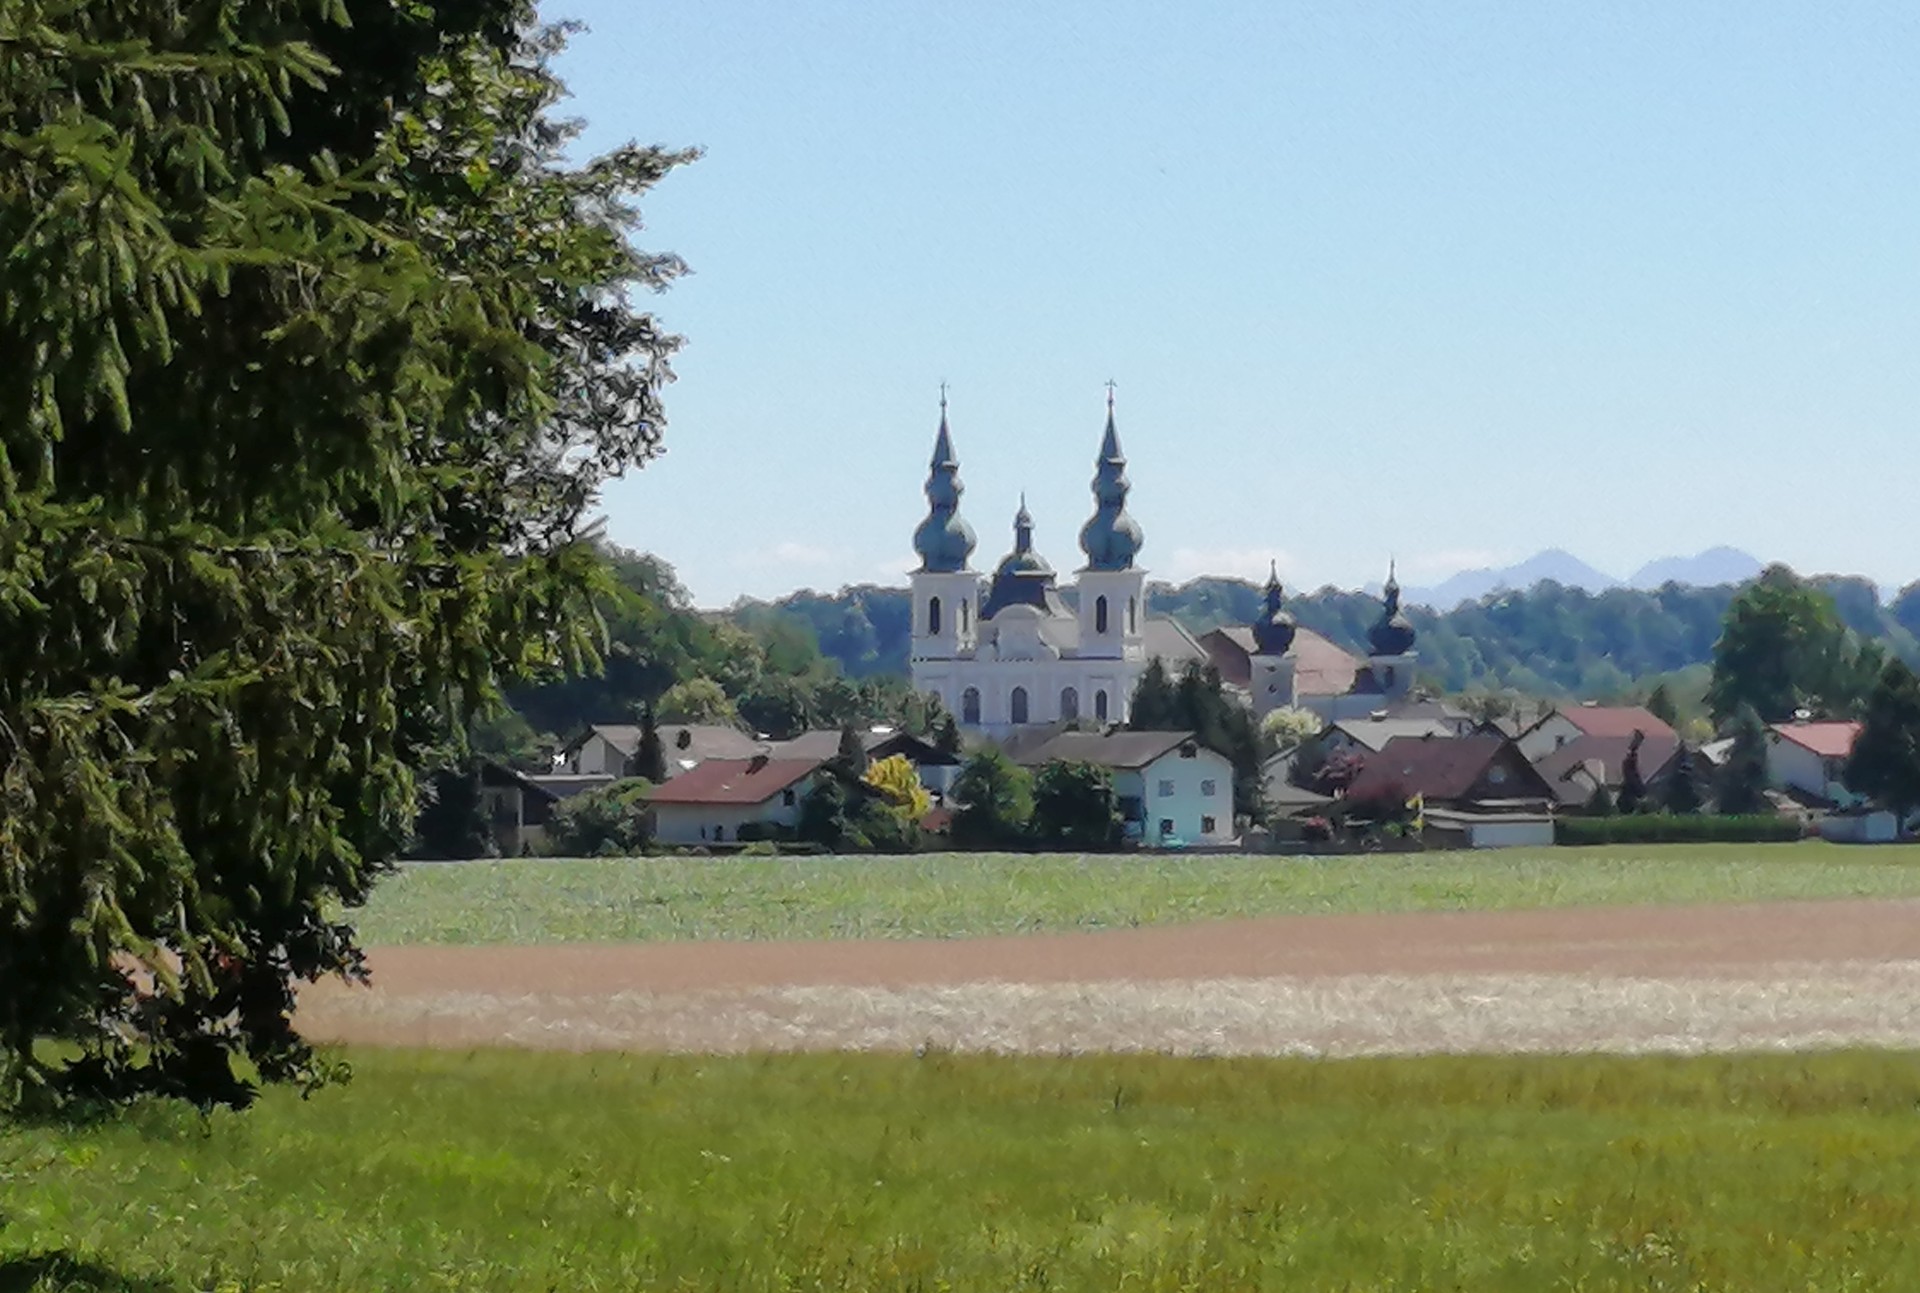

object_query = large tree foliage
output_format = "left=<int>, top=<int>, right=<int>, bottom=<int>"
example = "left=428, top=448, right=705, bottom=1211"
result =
left=0, top=1, right=690, bottom=1107
left=1706, top=566, right=1874, bottom=724
left=1029, top=761, right=1121, bottom=851
left=1716, top=706, right=1772, bottom=815
left=1845, top=660, right=1920, bottom=823
left=1129, top=660, right=1268, bottom=821
left=950, top=748, right=1034, bottom=849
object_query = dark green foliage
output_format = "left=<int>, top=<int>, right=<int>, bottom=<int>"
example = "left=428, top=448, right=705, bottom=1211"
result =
left=1130, top=661, right=1268, bottom=821
left=796, top=775, right=914, bottom=854
left=547, top=779, right=654, bottom=857
left=410, top=769, right=496, bottom=860
left=1555, top=815, right=1799, bottom=845
left=1845, top=659, right=1920, bottom=821
left=1583, top=784, right=1616, bottom=817
left=1717, top=706, right=1772, bottom=816
left=1029, top=762, right=1121, bottom=850
left=1707, top=566, right=1873, bottom=723
left=628, top=706, right=669, bottom=783
left=1618, top=733, right=1647, bottom=814
left=833, top=722, right=870, bottom=778
left=0, top=0, right=692, bottom=1108
left=1645, top=682, right=1679, bottom=727
left=933, top=714, right=963, bottom=758
left=951, top=749, right=1035, bottom=848
left=1663, top=744, right=1703, bottom=816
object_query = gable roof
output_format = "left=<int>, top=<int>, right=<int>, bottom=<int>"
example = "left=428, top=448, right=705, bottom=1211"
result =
left=1202, top=625, right=1364, bottom=698
left=563, top=722, right=766, bottom=774
left=1345, top=734, right=1554, bottom=804
left=1770, top=720, right=1861, bottom=759
left=1535, top=704, right=1677, bottom=742
left=1011, top=729, right=1210, bottom=770
left=1533, top=733, right=1682, bottom=805
left=1327, top=716, right=1459, bottom=752
left=766, top=728, right=955, bottom=766
left=645, top=756, right=822, bottom=806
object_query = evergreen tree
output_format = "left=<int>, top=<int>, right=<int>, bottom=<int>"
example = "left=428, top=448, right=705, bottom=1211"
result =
left=1663, top=744, right=1702, bottom=815
left=1127, top=658, right=1176, bottom=728
left=1130, top=660, right=1268, bottom=822
left=1845, top=659, right=1920, bottom=824
left=1717, top=705, right=1772, bottom=815
left=1030, top=761, right=1121, bottom=851
left=1645, top=682, right=1679, bottom=728
left=1583, top=784, right=1617, bottom=817
left=1, top=2, right=691, bottom=1108
left=933, top=714, right=964, bottom=758
left=833, top=721, right=870, bottom=778
left=629, top=706, right=669, bottom=783
left=1618, top=731, right=1647, bottom=813
left=951, top=748, right=1035, bottom=848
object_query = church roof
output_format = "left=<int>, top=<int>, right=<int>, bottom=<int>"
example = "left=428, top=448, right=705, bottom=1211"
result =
left=1078, top=393, right=1144, bottom=571
left=982, top=497, right=1060, bottom=619
left=1368, top=563, right=1417, bottom=656
left=1203, top=626, right=1364, bottom=697
left=912, top=397, right=976, bottom=573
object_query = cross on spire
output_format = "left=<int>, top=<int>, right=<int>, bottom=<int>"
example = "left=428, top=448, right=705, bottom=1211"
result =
left=1104, top=378, right=1117, bottom=412
left=939, top=379, right=949, bottom=411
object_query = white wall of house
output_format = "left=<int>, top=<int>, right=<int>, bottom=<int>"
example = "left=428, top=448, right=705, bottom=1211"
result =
left=1125, top=746, right=1235, bottom=846
left=1766, top=735, right=1855, bottom=805
left=1463, top=818, right=1555, bottom=849
left=1516, top=713, right=1584, bottom=762
left=651, top=777, right=814, bottom=845
left=565, top=732, right=629, bottom=777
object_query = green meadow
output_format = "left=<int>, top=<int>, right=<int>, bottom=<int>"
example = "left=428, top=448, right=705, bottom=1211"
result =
left=353, top=842, right=1920, bottom=944
left=8, top=1048, right=1920, bottom=1290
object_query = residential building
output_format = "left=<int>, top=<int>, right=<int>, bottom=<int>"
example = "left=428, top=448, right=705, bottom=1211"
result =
left=647, top=754, right=826, bottom=845
left=1342, top=733, right=1557, bottom=813
left=1235, top=562, right=1434, bottom=724
left=557, top=722, right=764, bottom=779
left=1766, top=720, right=1863, bottom=807
left=906, top=392, right=1206, bottom=737
left=765, top=726, right=961, bottom=796
left=1010, top=728, right=1235, bottom=847
left=1532, top=731, right=1685, bottom=810
left=1320, top=713, right=1472, bottom=757
left=1515, top=704, right=1677, bottom=763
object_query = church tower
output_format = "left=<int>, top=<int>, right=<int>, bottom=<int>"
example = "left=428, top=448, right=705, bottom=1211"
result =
left=1247, top=561, right=1299, bottom=717
left=908, top=393, right=980, bottom=667
left=1075, top=390, right=1146, bottom=665
left=1365, top=561, right=1418, bottom=701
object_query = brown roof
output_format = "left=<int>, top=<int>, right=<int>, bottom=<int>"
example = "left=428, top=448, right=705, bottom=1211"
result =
left=767, top=728, right=951, bottom=765
left=566, top=722, right=764, bottom=773
left=645, top=757, right=821, bottom=806
left=1771, top=721, right=1861, bottom=759
left=1201, top=625, right=1362, bottom=698
left=1533, top=733, right=1681, bottom=805
left=1345, top=734, right=1554, bottom=803
left=1554, top=705, right=1677, bottom=741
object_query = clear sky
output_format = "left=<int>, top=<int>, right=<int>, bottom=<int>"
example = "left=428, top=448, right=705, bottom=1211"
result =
left=548, top=1, right=1920, bottom=607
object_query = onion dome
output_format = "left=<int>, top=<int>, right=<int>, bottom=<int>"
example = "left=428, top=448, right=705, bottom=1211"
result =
left=911, top=393, right=976, bottom=573
left=1368, top=561, right=1418, bottom=656
left=1251, top=561, right=1297, bottom=655
left=982, top=495, right=1059, bottom=619
left=1078, top=389, right=1145, bottom=571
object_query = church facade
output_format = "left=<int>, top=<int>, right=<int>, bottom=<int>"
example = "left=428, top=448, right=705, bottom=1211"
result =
left=907, top=394, right=1203, bottom=736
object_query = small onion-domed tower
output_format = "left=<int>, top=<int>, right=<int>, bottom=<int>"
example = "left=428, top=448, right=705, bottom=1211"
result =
left=1248, top=561, right=1300, bottom=716
left=1366, top=561, right=1418, bottom=700
left=909, top=391, right=981, bottom=676
left=1077, top=387, right=1147, bottom=663
left=982, top=495, right=1059, bottom=620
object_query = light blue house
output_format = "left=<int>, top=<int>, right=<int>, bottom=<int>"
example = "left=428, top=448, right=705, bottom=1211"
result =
left=1013, top=729, right=1236, bottom=847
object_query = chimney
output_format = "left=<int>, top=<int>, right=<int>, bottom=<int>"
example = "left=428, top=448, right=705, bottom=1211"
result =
left=748, top=753, right=769, bottom=774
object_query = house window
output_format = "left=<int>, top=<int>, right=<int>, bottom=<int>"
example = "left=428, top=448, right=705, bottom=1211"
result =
left=714, top=824, right=725, bottom=842
left=1201, top=815, right=1217, bottom=835
left=1060, top=686, right=1079, bottom=720
left=1157, top=778, right=1175, bottom=797
left=1010, top=686, right=1030, bottom=725
left=1179, top=743, right=1197, bottom=759
left=782, top=788, right=797, bottom=807
left=928, top=596, right=942, bottom=636
left=1094, top=690, right=1109, bottom=722
left=1095, top=595, right=1109, bottom=634
left=1488, top=765, right=1508, bottom=786
left=1158, top=818, right=1174, bottom=837
left=1201, top=779, right=1218, bottom=797
left=961, top=687, right=981, bottom=725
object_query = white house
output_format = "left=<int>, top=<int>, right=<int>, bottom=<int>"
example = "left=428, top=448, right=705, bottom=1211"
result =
left=906, top=393, right=1206, bottom=737
left=646, top=754, right=824, bottom=845
left=1766, top=720, right=1862, bottom=807
left=1515, top=704, right=1676, bottom=763
left=558, top=722, right=766, bottom=778
left=1012, top=729, right=1236, bottom=847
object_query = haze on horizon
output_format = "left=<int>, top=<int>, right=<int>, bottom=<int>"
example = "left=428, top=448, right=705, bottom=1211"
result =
left=549, top=1, right=1920, bottom=607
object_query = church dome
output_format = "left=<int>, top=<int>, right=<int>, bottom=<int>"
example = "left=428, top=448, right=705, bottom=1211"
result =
left=912, top=400, right=976, bottom=573
left=1079, top=394, right=1145, bottom=571
left=983, top=498, right=1058, bottom=620
left=1368, top=564, right=1417, bottom=656
left=1251, top=562, right=1297, bottom=655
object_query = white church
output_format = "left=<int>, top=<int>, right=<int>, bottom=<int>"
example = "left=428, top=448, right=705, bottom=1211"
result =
left=908, top=393, right=1421, bottom=735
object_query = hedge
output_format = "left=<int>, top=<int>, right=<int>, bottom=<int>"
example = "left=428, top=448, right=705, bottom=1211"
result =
left=1555, top=814, right=1802, bottom=845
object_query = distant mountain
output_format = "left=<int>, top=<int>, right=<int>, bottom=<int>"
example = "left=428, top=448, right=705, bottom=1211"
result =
left=1405, top=549, right=1622, bottom=610
left=1629, top=547, right=1763, bottom=590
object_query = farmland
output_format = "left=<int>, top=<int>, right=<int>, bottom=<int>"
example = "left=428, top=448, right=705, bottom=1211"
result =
left=352, top=842, right=1920, bottom=945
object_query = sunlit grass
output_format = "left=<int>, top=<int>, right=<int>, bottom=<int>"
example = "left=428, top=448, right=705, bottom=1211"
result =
left=350, top=842, right=1920, bottom=945
left=7, top=1047, right=1920, bottom=1290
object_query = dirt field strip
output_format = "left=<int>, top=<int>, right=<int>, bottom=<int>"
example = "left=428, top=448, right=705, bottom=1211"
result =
left=297, top=897, right=1920, bottom=1057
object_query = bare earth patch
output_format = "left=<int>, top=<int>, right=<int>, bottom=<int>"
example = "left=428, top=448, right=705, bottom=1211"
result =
left=299, top=898, right=1920, bottom=1056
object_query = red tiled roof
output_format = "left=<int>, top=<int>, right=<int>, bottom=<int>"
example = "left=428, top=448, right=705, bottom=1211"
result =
left=1770, top=721, right=1861, bottom=759
left=1202, top=626, right=1363, bottom=697
left=646, top=757, right=821, bottom=806
left=1558, top=705, right=1677, bottom=741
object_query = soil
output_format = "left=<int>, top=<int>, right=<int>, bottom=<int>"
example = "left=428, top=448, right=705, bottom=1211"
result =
left=296, top=898, right=1920, bottom=1057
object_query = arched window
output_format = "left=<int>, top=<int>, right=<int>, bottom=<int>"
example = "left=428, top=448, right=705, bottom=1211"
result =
left=928, top=596, right=942, bottom=636
left=1094, top=690, right=1110, bottom=722
left=1128, top=597, right=1138, bottom=634
left=1384, top=666, right=1396, bottom=689
left=1095, top=596, right=1109, bottom=635
left=1060, top=687, right=1079, bottom=721
left=961, top=687, right=981, bottom=725
left=1010, top=686, right=1030, bottom=725
left=959, top=599, right=969, bottom=633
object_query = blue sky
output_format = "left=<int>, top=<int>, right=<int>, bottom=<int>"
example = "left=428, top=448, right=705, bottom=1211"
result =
left=550, top=1, right=1920, bottom=606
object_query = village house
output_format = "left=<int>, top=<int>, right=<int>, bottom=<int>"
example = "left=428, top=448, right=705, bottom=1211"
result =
left=1765, top=719, right=1863, bottom=807
left=1514, top=703, right=1677, bottom=762
left=556, top=722, right=765, bottom=779
left=1011, top=728, right=1236, bottom=847
left=1343, top=733, right=1555, bottom=823
left=646, top=754, right=827, bottom=845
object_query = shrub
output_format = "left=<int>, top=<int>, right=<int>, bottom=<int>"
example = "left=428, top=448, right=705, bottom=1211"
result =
left=1555, top=813, right=1800, bottom=846
left=545, top=778, right=654, bottom=856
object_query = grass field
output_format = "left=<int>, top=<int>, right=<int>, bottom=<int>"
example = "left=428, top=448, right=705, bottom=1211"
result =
left=351, top=842, right=1920, bottom=944
left=7, top=1048, right=1920, bottom=1290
